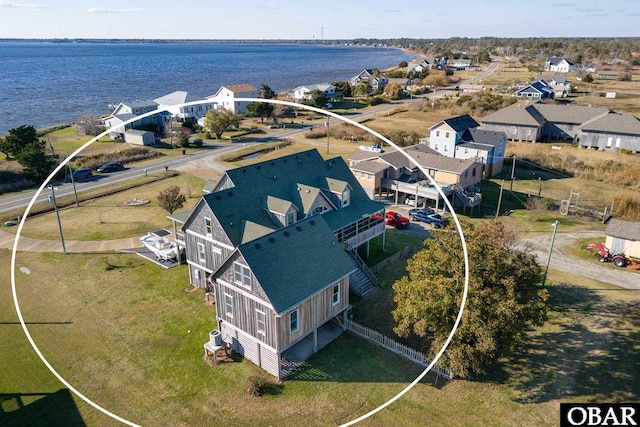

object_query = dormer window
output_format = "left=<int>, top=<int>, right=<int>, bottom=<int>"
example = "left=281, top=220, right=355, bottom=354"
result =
left=342, top=189, right=351, bottom=207
left=286, top=210, right=296, bottom=225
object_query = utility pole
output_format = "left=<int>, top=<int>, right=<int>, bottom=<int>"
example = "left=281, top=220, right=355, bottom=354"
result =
left=66, top=154, right=79, bottom=207
left=542, top=220, right=559, bottom=287
left=48, top=185, right=67, bottom=254
left=495, top=179, right=504, bottom=221
left=509, top=154, right=516, bottom=198
left=325, top=118, right=330, bottom=154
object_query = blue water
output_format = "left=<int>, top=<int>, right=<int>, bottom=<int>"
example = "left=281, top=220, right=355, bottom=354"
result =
left=0, top=42, right=413, bottom=134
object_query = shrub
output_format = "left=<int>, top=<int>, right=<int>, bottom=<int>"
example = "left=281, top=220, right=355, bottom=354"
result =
left=192, top=138, right=203, bottom=148
left=246, top=376, right=269, bottom=397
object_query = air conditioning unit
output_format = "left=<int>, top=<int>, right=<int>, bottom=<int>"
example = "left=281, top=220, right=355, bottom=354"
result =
left=210, top=330, right=222, bottom=346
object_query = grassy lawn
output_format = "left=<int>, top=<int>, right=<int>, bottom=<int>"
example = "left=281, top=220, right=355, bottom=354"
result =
left=8, top=173, right=205, bottom=240
left=0, top=249, right=561, bottom=426
left=11, top=247, right=635, bottom=426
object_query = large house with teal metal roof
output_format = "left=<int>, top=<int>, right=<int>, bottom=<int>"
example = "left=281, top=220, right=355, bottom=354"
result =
left=179, top=149, right=386, bottom=378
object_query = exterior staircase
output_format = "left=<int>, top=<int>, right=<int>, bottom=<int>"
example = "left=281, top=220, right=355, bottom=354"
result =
left=347, top=249, right=377, bottom=297
left=454, top=183, right=482, bottom=209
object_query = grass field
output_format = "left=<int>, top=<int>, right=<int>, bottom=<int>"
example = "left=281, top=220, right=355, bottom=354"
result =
left=5, top=173, right=205, bottom=240
left=2, top=244, right=637, bottom=426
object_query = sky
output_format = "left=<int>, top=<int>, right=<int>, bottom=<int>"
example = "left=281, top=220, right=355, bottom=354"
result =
left=0, top=0, right=639, bottom=40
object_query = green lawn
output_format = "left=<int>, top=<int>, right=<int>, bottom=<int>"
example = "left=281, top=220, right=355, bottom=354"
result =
left=4, top=247, right=637, bottom=426
left=5, top=173, right=205, bottom=240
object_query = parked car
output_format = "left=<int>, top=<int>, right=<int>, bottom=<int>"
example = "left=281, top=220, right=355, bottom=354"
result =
left=423, top=212, right=449, bottom=228
left=405, top=196, right=425, bottom=206
left=97, top=162, right=124, bottom=173
left=384, top=211, right=410, bottom=228
left=408, top=208, right=434, bottom=221
left=65, top=168, right=93, bottom=182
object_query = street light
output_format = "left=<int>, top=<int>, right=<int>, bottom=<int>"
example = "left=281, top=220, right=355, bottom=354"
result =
left=542, top=220, right=559, bottom=286
left=48, top=185, right=67, bottom=254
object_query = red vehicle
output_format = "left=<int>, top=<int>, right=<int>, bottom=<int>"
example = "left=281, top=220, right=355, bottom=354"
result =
left=585, top=242, right=631, bottom=268
left=377, top=211, right=410, bottom=228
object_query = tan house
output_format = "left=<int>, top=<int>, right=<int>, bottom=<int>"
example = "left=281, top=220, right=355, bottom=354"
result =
left=349, top=145, right=483, bottom=211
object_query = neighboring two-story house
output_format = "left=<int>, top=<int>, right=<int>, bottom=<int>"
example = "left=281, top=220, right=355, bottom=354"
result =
left=179, top=149, right=386, bottom=378
left=349, top=144, right=483, bottom=212
left=419, top=114, right=506, bottom=178
left=350, top=69, right=388, bottom=94
left=206, top=84, right=258, bottom=114
left=153, top=91, right=217, bottom=124
left=103, top=99, right=170, bottom=139
left=544, top=57, right=575, bottom=73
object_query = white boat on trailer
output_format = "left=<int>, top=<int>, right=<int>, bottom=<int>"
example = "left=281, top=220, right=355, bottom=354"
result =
left=359, top=144, right=383, bottom=153
left=140, top=231, right=180, bottom=262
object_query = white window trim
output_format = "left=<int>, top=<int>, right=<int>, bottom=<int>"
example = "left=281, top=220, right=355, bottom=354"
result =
left=197, top=242, right=206, bottom=264
left=256, top=309, right=266, bottom=335
left=204, top=217, right=212, bottom=236
left=290, top=308, right=299, bottom=334
left=224, top=293, right=233, bottom=318
left=332, top=283, right=340, bottom=306
left=233, top=262, right=251, bottom=290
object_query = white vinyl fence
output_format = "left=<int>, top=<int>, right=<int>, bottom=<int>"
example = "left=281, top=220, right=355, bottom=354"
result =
left=347, top=319, right=452, bottom=380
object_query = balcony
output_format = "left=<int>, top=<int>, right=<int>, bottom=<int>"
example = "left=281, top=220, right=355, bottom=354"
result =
left=382, top=179, right=454, bottom=201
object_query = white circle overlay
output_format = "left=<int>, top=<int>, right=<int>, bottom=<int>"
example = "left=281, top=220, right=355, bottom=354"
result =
left=11, top=98, right=469, bottom=426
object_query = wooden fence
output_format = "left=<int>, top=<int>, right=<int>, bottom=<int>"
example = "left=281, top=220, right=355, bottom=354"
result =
left=370, top=245, right=416, bottom=274
left=347, top=319, right=452, bottom=380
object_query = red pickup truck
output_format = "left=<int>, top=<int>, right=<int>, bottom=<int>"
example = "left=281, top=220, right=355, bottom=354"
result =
left=372, top=211, right=410, bottom=229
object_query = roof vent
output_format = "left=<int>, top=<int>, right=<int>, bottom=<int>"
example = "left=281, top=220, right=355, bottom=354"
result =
left=270, top=161, right=274, bottom=166
left=215, top=195, right=221, bottom=200
left=256, top=165, right=260, bottom=169
left=295, top=155, right=299, bottom=159
left=273, top=175, right=277, bottom=180
left=296, top=226, right=302, bottom=232
left=254, top=243, right=261, bottom=249
left=227, top=192, right=233, bottom=197
left=229, top=222, right=233, bottom=227
left=306, top=189, right=310, bottom=193
left=269, top=237, right=275, bottom=243
left=309, top=220, right=315, bottom=226
left=242, top=169, right=246, bottom=173
left=284, top=231, right=290, bottom=237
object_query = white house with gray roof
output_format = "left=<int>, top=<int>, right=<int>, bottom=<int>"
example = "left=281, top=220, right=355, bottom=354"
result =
left=153, top=90, right=217, bottom=123
left=103, top=99, right=170, bottom=139
left=292, top=83, right=341, bottom=101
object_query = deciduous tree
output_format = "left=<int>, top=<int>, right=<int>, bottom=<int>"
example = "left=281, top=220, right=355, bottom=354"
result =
left=157, top=185, right=186, bottom=214
left=203, top=108, right=241, bottom=139
left=392, top=221, right=548, bottom=378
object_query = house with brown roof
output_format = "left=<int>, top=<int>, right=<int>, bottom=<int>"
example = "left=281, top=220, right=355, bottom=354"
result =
left=206, top=84, right=258, bottom=114
left=578, top=113, right=640, bottom=152
left=605, top=219, right=640, bottom=258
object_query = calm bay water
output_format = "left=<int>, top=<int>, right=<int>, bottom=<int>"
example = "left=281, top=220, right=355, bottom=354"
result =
left=0, top=42, right=413, bottom=134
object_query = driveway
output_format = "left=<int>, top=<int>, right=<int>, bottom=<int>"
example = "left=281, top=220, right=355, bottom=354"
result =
left=521, top=230, right=639, bottom=290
